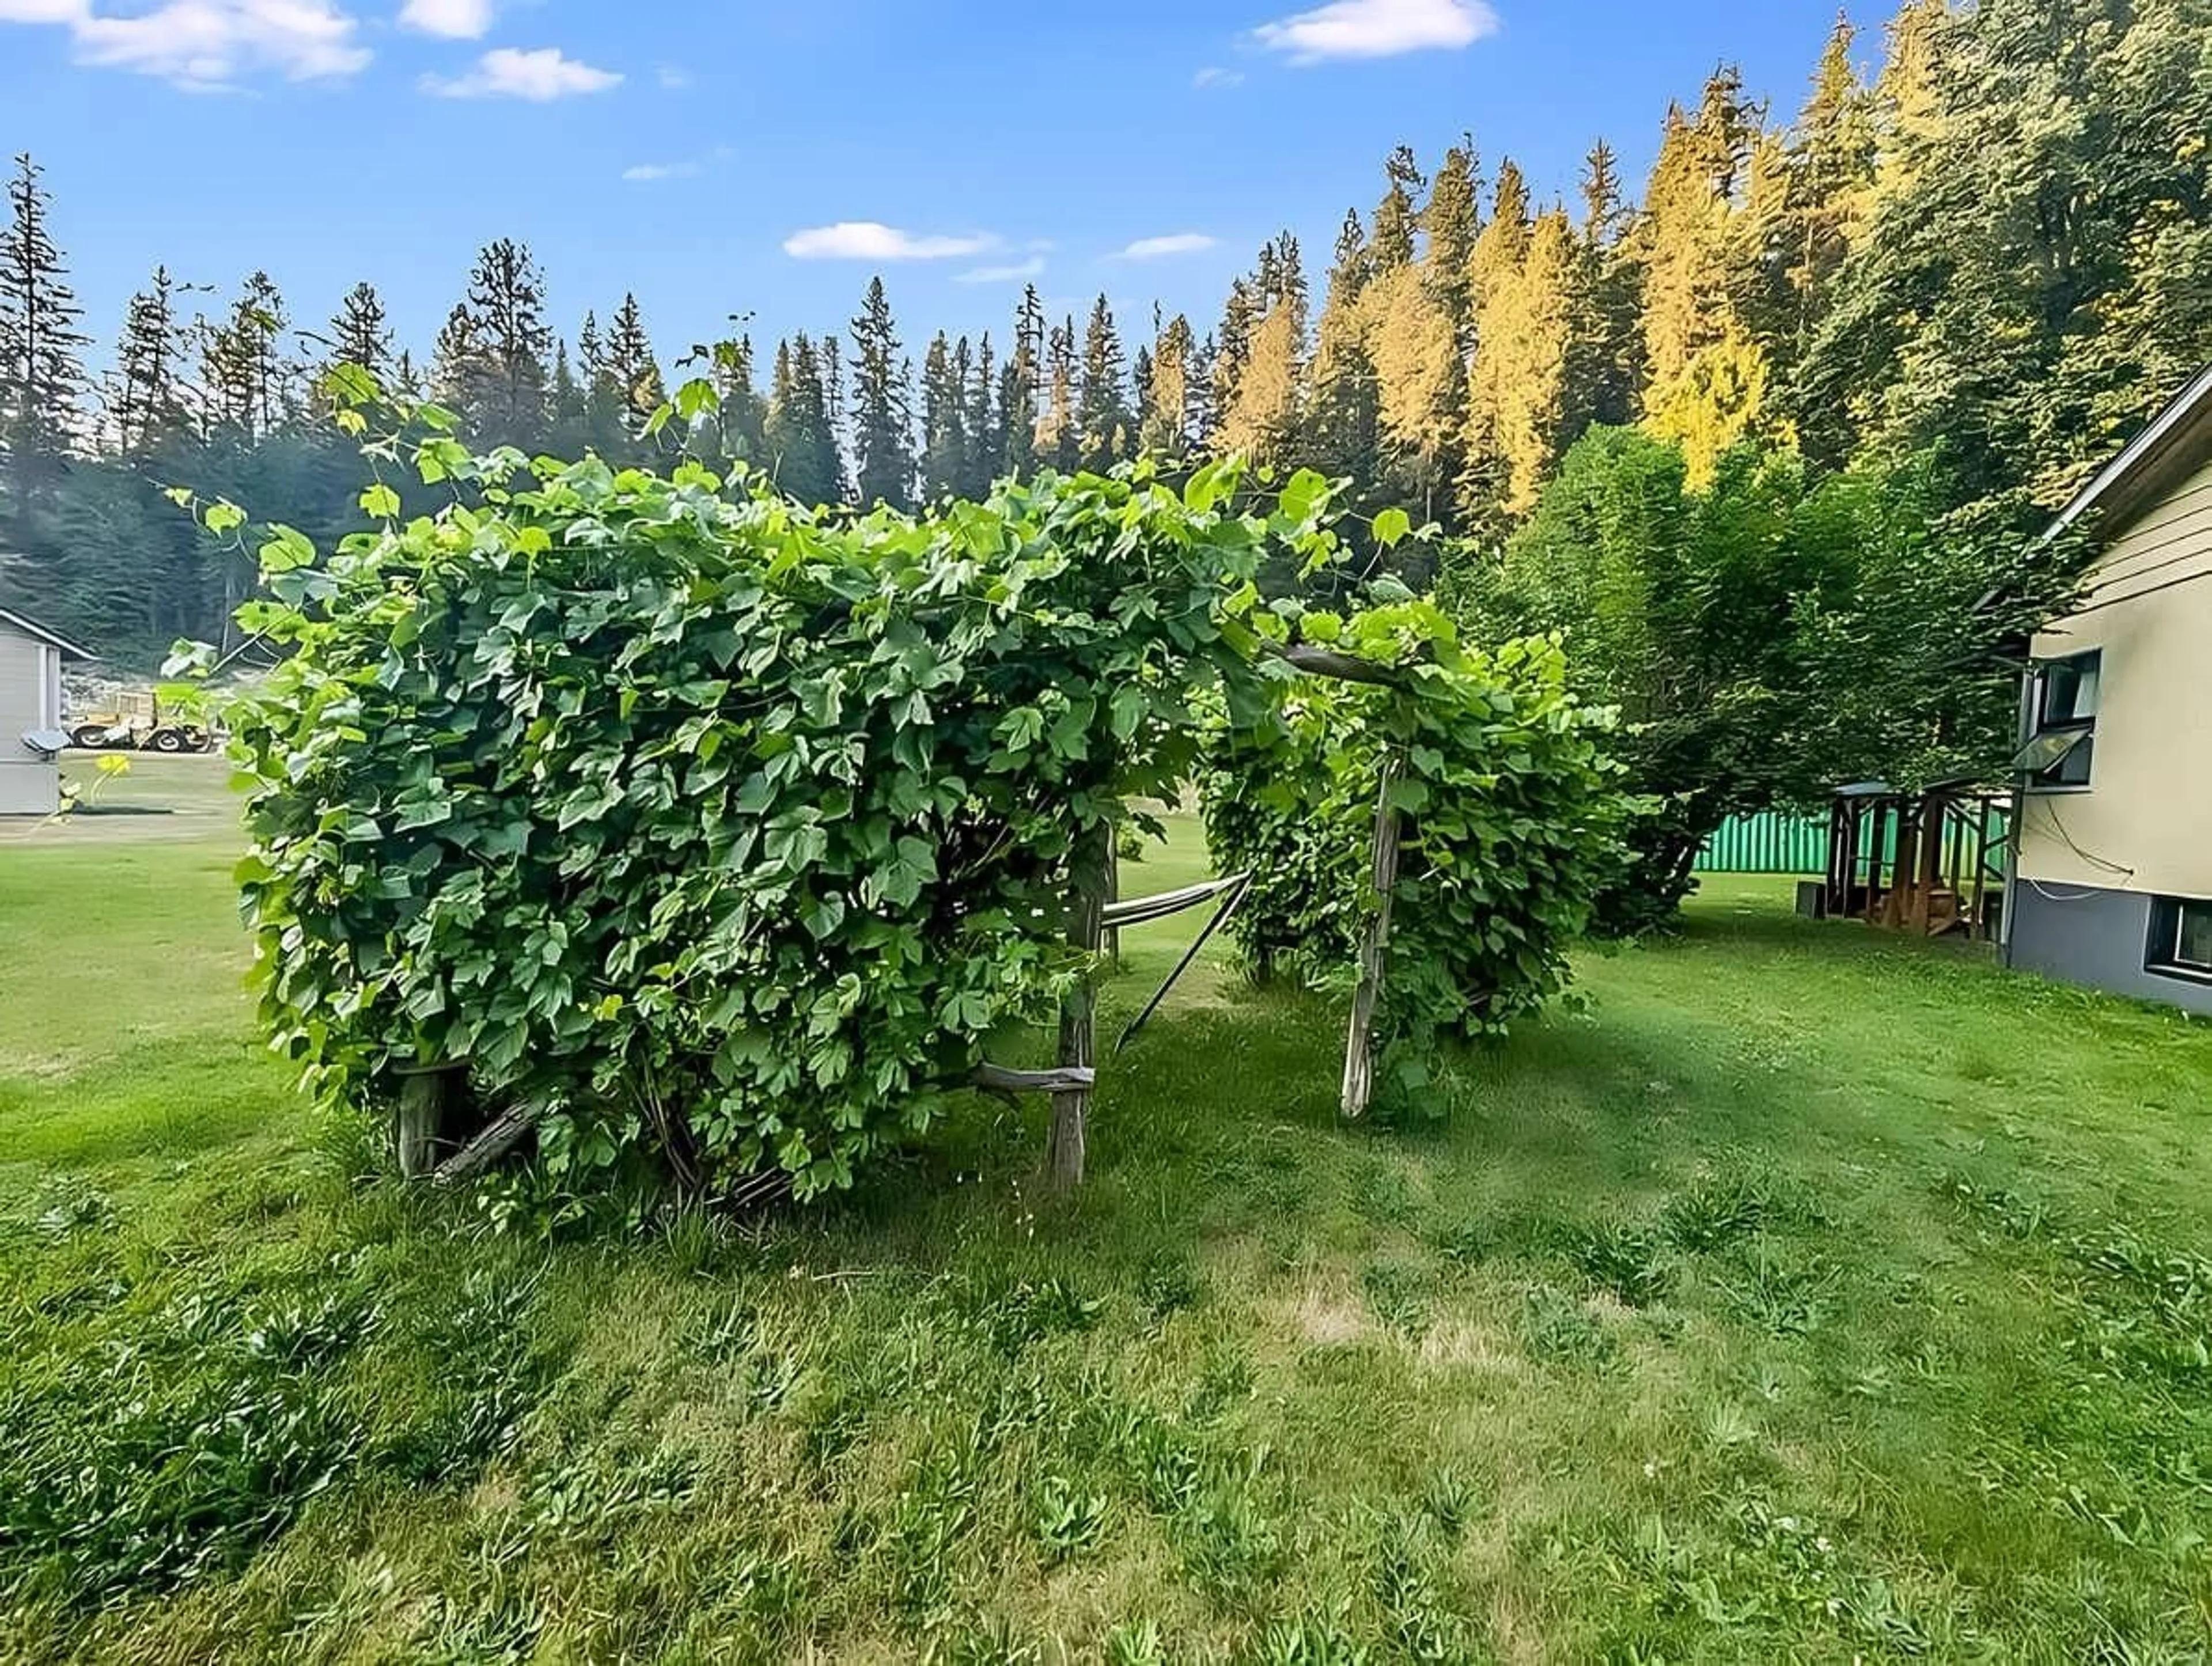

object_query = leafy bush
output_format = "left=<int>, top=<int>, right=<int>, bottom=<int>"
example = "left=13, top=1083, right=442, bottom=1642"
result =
left=217, top=430, right=1332, bottom=1199
left=1200, top=600, right=1633, bottom=1114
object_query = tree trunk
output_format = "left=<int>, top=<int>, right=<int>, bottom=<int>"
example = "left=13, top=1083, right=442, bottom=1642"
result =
left=1340, top=756, right=1403, bottom=1120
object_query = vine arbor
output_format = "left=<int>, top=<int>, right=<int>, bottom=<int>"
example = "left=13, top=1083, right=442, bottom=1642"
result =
left=210, top=411, right=1630, bottom=1208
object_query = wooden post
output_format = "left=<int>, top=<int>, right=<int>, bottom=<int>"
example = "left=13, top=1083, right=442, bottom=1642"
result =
left=1104, top=842, right=1122, bottom=969
left=394, top=1063, right=461, bottom=1180
left=1048, top=827, right=1109, bottom=1189
left=1340, top=755, right=1403, bottom=1120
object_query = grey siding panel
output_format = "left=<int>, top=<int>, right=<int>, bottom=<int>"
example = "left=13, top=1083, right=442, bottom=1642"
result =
left=2008, top=879, right=2212, bottom=1016
left=0, top=637, right=41, bottom=733
left=0, top=760, right=59, bottom=816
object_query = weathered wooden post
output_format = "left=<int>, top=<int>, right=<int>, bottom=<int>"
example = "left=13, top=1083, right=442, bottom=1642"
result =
left=1048, top=825, right=1110, bottom=1188
left=1340, top=754, right=1403, bottom=1120
left=393, top=1061, right=463, bottom=1180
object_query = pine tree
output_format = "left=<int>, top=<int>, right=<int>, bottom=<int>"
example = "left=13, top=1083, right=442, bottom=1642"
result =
left=1077, top=294, right=1130, bottom=467
left=112, top=267, right=193, bottom=456
left=548, top=336, right=586, bottom=453
left=326, top=281, right=393, bottom=381
left=1461, top=161, right=1535, bottom=525
left=1579, top=139, right=1627, bottom=248
left=848, top=277, right=913, bottom=509
left=1423, top=139, right=1482, bottom=347
left=1142, top=312, right=1196, bottom=456
left=1001, top=287, right=1046, bottom=478
left=431, top=302, right=487, bottom=422
left=201, top=271, right=289, bottom=440
left=1869, top=0, right=1949, bottom=202
left=1786, top=13, right=1875, bottom=340
left=1039, top=314, right=1080, bottom=472
left=1211, top=277, right=1256, bottom=439
left=1484, top=207, right=1586, bottom=515
left=1219, top=242, right=1305, bottom=467
left=919, top=330, right=966, bottom=501
left=1372, top=144, right=1425, bottom=270
left=767, top=332, right=842, bottom=508
left=963, top=331, right=999, bottom=495
left=1633, top=70, right=1782, bottom=484
left=1304, top=209, right=1381, bottom=492
left=460, top=238, right=552, bottom=448
left=1131, top=338, right=1155, bottom=442
left=1577, top=140, right=1642, bottom=427
left=715, top=333, right=769, bottom=465
left=0, top=153, right=89, bottom=512
left=819, top=332, right=849, bottom=499
left=1360, top=262, right=1457, bottom=524
left=604, top=292, right=665, bottom=425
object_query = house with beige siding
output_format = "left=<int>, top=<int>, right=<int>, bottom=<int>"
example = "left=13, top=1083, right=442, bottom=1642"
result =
left=2005, top=365, right=2212, bottom=1013
left=0, top=605, right=90, bottom=817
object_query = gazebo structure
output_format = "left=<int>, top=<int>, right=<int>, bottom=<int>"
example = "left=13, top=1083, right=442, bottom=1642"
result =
left=1816, top=779, right=2012, bottom=939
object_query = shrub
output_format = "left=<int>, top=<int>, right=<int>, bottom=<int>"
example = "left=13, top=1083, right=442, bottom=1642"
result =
left=217, top=433, right=1331, bottom=1199
left=1200, top=600, right=1633, bottom=1115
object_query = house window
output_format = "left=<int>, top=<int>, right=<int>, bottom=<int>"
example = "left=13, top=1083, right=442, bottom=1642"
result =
left=2146, top=897, right=2212, bottom=981
left=2020, top=649, right=2100, bottom=789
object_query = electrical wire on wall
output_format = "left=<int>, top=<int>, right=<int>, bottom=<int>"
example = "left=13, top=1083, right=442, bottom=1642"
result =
left=2024, top=793, right=2136, bottom=890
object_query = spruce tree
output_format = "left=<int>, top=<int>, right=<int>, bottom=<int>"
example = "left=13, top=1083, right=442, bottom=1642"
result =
left=1000, top=287, right=1046, bottom=478
left=575, top=310, right=623, bottom=450
left=1142, top=312, right=1196, bottom=456
left=604, top=292, right=665, bottom=426
left=1304, top=209, right=1382, bottom=493
left=460, top=238, right=553, bottom=448
left=1633, top=70, right=1778, bottom=484
left=1211, top=277, right=1256, bottom=439
left=1372, top=144, right=1425, bottom=270
left=1577, top=139, right=1642, bottom=427
left=1, top=153, right=90, bottom=512
left=202, top=271, right=290, bottom=440
left=1077, top=294, right=1130, bottom=467
left=963, top=331, right=999, bottom=496
left=112, top=267, right=193, bottom=457
left=1033, top=315, right=1079, bottom=472
left=430, top=302, right=487, bottom=423
left=715, top=333, right=770, bottom=465
left=548, top=337, right=586, bottom=452
left=847, top=277, right=914, bottom=509
left=1782, top=14, right=1875, bottom=347
left=1423, top=139, right=1482, bottom=349
left=326, top=281, right=393, bottom=380
left=766, top=332, right=842, bottom=508
left=819, top=332, right=849, bottom=499
left=919, top=330, right=966, bottom=501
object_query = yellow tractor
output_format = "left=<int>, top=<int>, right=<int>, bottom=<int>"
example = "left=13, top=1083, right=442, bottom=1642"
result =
left=69, top=689, right=213, bottom=754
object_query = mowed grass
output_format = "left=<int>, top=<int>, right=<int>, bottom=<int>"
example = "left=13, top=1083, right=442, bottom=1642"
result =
left=3, top=786, right=2212, bottom=1663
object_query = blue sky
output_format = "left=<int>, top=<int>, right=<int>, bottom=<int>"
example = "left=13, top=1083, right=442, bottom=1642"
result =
left=2, top=0, right=1887, bottom=373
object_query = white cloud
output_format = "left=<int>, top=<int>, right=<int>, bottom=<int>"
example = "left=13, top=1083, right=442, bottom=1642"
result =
left=424, top=44, right=619, bottom=99
left=1249, top=0, right=1498, bottom=63
left=955, top=255, right=1046, bottom=284
left=622, top=161, right=694, bottom=181
left=397, top=0, right=491, bottom=37
left=1115, top=232, right=1217, bottom=260
left=1192, top=65, right=1243, bottom=88
left=655, top=63, right=690, bottom=88
left=1, top=0, right=372, bottom=88
left=782, top=222, right=995, bottom=261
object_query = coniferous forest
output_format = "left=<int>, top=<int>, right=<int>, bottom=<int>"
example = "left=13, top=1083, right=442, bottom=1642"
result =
left=2, top=0, right=2209, bottom=688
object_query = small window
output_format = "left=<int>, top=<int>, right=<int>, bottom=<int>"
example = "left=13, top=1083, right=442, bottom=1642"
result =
left=2018, top=649, right=2100, bottom=789
left=2147, top=898, right=2212, bottom=981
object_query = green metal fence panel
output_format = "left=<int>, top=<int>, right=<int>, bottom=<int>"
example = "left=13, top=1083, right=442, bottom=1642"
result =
left=1694, top=811, right=1828, bottom=874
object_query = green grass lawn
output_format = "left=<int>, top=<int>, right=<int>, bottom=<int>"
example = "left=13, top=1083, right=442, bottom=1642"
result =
left=4, top=785, right=2211, bottom=1663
